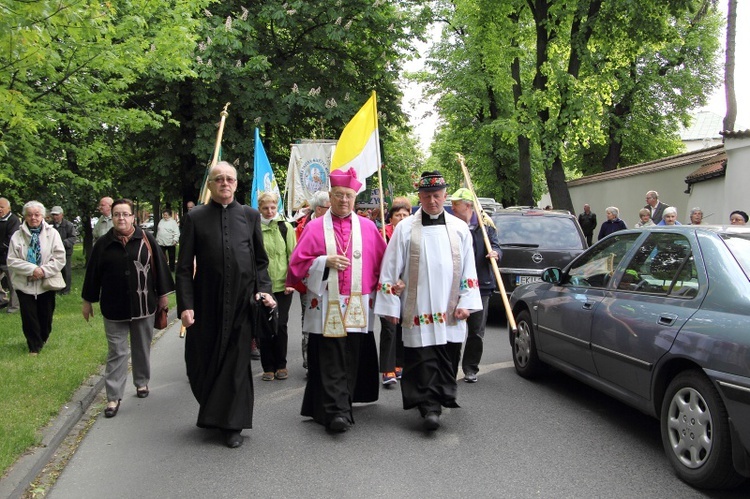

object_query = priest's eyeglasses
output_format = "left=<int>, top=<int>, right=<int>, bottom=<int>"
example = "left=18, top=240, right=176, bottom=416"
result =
left=210, top=176, right=237, bottom=184
left=332, top=192, right=355, bottom=201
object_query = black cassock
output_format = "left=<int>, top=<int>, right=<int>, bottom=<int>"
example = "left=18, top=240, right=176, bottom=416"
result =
left=176, top=200, right=271, bottom=430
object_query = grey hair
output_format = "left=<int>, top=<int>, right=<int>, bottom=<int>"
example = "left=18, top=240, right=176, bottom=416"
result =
left=606, top=206, right=619, bottom=218
left=663, top=206, right=677, bottom=217
left=210, top=161, right=238, bottom=179
left=646, top=190, right=659, bottom=200
left=22, top=200, right=46, bottom=217
left=690, top=207, right=703, bottom=216
left=310, top=191, right=330, bottom=211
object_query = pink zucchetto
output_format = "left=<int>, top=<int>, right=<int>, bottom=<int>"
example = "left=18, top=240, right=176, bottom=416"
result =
left=329, top=168, right=362, bottom=192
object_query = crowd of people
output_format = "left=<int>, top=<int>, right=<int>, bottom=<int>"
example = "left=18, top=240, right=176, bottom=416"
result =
left=3, top=176, right=749, bottom=449
left=575, top=189, right=748, bottom=244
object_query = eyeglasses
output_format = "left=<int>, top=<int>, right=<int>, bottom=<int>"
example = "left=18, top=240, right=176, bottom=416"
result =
left=332, top=192, right=355, bottom=201
left=210, top=176, right=237, bottom=184
left=113, top=213, right=133, bottom=219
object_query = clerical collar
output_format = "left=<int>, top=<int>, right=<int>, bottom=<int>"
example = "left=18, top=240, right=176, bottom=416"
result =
left=421, top=210, right=446, bottom=226
left=331, top=211, right=352, bottom=219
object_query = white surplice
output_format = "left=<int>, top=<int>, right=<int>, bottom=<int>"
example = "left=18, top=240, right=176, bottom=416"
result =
left=374, top=210, right=482, bottom=347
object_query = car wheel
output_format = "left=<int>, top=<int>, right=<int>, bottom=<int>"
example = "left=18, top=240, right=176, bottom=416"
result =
left=512, top=309, right=543, bottom=379
left=660, top=370, right=744, bottom=489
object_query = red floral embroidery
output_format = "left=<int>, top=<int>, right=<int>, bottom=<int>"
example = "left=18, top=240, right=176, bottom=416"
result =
left=310, top=298, right=318, bottom=309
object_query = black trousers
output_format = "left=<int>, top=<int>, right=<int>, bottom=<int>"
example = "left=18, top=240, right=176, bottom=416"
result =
left=61, top=251, right=73, bottom=293
left=461, top=295, right=490, bottom=375
left=17, top=290, right=56, bottom=353
left=259, top=291, right=293, bottom=372
left=160, top=245, right=176, bottom=271
left=379, top=317, right=404, bottom=372
left=401, top=343, right=462, bottom=417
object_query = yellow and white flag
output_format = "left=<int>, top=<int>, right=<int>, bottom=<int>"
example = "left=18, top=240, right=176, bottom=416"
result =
left=330, top=91, right=380, bottom=193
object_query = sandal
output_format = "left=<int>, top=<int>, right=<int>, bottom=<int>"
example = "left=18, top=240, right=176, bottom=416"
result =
left=275, top=369, right=289, bottom=380
left=262, top=372, right=275, bottom=381
left=136, top=386, right=149, bottom=398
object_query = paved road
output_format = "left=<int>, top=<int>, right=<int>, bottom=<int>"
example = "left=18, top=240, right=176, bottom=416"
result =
left=47, top=300, right=749, bottom=498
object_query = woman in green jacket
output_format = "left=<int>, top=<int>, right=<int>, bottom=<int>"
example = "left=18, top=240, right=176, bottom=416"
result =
left=258, top=192, right=296, bottom=381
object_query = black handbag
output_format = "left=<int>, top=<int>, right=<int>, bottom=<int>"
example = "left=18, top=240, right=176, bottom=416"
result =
left=254, top=295, right=278, bottom=341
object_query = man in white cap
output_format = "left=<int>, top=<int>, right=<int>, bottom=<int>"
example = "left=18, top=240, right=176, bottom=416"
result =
left=50, top=206, right=77, bottom=295
left=375, top=171, right=482, bottom=431
left=449, top=188, right=501, bottom=383
left=286, top=168, right=387, bottom=433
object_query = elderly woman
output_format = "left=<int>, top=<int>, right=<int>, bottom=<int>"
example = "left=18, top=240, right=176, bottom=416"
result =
left=7, top=201, right=66, bottom=355
left=688, top=207, right=703, bottom=225
left=634, top=208, right=654, bottom=228
left=597, top=206, right=628, bottom=240
left=294, top=190, right=331, bottom=240
left=257, top=192, right=297, bottom=381
left=82, top=199, right=174, bottom=418
left=657, top=206, right=681, bottom=226
left=730, top=210, right=748, bottom=225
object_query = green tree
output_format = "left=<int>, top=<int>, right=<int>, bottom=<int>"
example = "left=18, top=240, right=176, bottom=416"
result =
left=423, top=0, right=721, bottom=211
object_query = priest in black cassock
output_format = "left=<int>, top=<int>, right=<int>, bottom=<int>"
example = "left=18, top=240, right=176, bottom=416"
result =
left=176, top=161, right=275, bottom=448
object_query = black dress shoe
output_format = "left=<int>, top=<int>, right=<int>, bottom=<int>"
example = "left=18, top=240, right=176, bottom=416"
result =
left=328, top=415, right=351, bottom=433
left=104, top=400, right=121, bottom=418
left=423, top=412, right=440, bottom=431
left=136, top=386, right=149, bottom=398
left=223, top=430, right=243, bottom=448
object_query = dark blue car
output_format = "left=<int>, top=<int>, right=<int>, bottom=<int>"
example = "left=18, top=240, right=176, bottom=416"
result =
left=509, top=225, right=750, bottom=489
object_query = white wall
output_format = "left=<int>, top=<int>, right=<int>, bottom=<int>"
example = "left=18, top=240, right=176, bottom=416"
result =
left=686, top=177, right=725, bottom=224
left=569, top=165, right=697, bottom=234
left=723, top=136, right=750, bottom=221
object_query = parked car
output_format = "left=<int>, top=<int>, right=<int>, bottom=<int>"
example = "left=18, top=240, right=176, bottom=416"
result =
left=140, top=215, right=154, bottom=233
left=508, top=225, right=750, bottom=489
left=487, top=208, right=586, bottom=320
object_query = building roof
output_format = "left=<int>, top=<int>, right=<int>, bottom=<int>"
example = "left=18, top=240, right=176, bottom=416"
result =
left=567, top=145, right=725, bottom=187
left=720, top=129, right=750, bottom=139
left=685, top=152, right=727, bottom=184
left=680, top=111, right=724, bottom=141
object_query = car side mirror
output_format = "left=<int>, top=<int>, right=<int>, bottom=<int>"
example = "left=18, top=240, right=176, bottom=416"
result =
left=542, top=267, right=562, bottom=284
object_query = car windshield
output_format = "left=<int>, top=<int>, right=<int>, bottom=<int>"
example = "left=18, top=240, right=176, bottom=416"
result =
left=493, top=215, right=582, bottom=249
left=721, top=233, right=750, bottom=278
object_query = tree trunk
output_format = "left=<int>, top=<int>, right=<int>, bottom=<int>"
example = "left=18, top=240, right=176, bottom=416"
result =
left=517, top=135, right=534, bottom=205
left=545, top=158, right=574, bottom=213
left=510, top=12, right=533, bottom=206
left=723, top=0, right=737, bottom=131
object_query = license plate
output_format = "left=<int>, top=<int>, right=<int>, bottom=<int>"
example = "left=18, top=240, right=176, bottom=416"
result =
left=515, top=275, right=542, bottom=285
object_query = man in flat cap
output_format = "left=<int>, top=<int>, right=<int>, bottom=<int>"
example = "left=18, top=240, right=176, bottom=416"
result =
left=286, top=168, right=387, bottom=433
left=50, top=206, right=77, bottom=294
left=449, top=188, right=501, bottom=383
left=375, top=171, right=482, bottom=431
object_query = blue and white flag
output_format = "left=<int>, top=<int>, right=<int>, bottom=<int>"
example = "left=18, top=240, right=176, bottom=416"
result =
left=251, top=128, right=283, bottom=212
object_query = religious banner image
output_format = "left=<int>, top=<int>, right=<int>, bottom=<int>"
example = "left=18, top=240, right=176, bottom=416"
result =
left=285, top=141, right=336, bottom=217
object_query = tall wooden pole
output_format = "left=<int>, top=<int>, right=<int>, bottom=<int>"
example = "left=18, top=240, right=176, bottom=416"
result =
left=456, top=153, right=517, bottom=332
left=199, top=103, right=231, bottom=205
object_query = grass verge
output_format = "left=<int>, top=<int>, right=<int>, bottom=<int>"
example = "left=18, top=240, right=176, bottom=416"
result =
left=0, top=245, right=175, bottom=478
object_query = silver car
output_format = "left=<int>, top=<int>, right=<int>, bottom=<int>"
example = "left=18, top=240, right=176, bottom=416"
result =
left=509, top=225, right=750, bottom=489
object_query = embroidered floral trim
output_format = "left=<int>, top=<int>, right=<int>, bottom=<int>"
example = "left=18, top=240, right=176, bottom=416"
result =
left=379, top=282, right=398, bottom=295
left=309, top=298, right=320, bottom=310
left=461, top=278, right=479, bottom=290
left=413, top=312, right=447, bottom=326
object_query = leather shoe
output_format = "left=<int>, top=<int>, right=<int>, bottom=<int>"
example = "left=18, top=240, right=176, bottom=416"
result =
left=328, top=415, right=350, bottom=433
left=104, top=400, right=121, bottom=418
left=423, top=412, right=441, bottom=431
left=136, top=386, right=149, bottom=398
left=223, top=430, right=243, bottom=448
